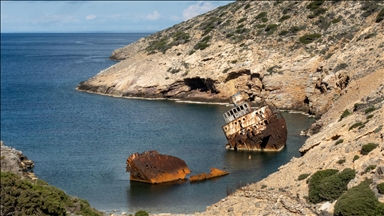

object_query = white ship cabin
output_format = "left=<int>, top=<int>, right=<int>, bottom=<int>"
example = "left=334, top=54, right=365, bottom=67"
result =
left=223, top=102, right=252, bottom=123
left=223, top=92, right=253, bottom=123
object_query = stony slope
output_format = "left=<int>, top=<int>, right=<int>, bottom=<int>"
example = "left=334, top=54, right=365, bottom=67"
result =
left=78, top=0, right=383, bottom=117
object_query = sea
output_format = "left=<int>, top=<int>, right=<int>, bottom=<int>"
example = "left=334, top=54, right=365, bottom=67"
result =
left=0, top=33, right=314, bottom=214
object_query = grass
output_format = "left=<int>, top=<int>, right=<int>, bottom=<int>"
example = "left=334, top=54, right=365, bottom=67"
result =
left=361, top=143, right=378, bottom=155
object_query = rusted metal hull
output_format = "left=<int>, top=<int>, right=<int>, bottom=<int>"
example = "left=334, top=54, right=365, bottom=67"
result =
left=222, top=93, right=287, bottom=151
left=190, top=168, right=229, bottom=182
left=126, top=150, right=191, bottom=184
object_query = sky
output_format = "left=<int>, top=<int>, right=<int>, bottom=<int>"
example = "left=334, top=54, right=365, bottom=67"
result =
left=1, top=1, right=233, bottom=33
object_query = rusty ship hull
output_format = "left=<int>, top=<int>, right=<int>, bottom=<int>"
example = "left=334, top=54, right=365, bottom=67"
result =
left=222, top=92, right=287, bottom=151
left=126, top=150, right=191, bottom=184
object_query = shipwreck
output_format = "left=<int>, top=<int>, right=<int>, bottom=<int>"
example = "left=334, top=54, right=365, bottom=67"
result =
left=222, top=92, right=287, bottom=151
left=126, top=150, right=191, bottom=184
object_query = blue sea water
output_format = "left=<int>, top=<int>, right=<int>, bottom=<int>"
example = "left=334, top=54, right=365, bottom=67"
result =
left=0, top=33, right=314, bottom=214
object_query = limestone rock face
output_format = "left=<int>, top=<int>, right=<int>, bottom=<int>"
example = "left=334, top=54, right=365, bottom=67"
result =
left=78, top=1, right=384, bottom=116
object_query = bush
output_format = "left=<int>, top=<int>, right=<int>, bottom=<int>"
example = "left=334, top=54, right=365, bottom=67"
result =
left=135, top=210, right=149, bottom=216
left=339, top=109, right=351, bottom=121
left=334, top=180, right=384, bottom=216
left=279, top=15, right=291, bottom=22
left=265, top=24, right=279, bottom=32
left=335, top=139, right=344, bottom=145
left=0, top=171, right=102, bottom=216
left=333, top=63, right=348, bottom=72
left=353, top=155, right=359, bottom=162
left=308, top=168, right=355, bottom=204
left=337, top=159, right=346, bottom=164
left=194, top=36, right=211, bottom=50
left=299, top=33, right=321, bottom=44
left=237, top=17, right=247, bottom=23
left=349, top=122, right=363, bottom=131
left=363, top=165, right=377, bottom=174
left=298, top=173, right=311, bottom=181
left=364, top=106, right=376, bottom=114
left=361, top=143, right=378, bottom=155
left=378, top=183, right=384, bottom=194
left=255, top=12, right=267, bottom=19
left=377, top=9, right=384, bottom=23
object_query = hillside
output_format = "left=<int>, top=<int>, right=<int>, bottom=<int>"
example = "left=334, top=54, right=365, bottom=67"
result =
left=78, top=0, right=383, bottom=117
left=75, top=1, right=384, bottom=215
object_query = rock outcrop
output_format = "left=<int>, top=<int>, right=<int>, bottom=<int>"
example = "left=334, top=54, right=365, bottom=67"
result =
left=77, top=1, right=384, bottom=117
left=0, top=141, right=37, bottom=180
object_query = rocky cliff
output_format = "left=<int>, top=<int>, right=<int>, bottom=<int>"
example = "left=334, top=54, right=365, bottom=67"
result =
left=77, top=0, right=383, bottom=117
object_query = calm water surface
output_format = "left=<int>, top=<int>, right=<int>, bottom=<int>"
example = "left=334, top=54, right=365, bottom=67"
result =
left=1, top=33, right=314, bottom=214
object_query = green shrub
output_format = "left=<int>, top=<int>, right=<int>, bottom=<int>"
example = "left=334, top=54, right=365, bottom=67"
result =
left=299, top=33, right=321, bottom=44
left=261, top=184, right=267, bottom=189
left=0, top=171, right=102, bottom=216
left=261, top=17, right=268, bottom=23
left=349, top=122, right=363, bottom=131
left=333, top=63, right=348, bottom=72
left=255, top=12, right=267, bottom=19
left=146, top=38, right=170, bottom=54
left=244, top=3, right=250, bottom=10
left=339, top=109, right=351, bottom=121
left=279, top=15, right=291, bottom=22
left=378, top=183, right=384, bottom=194
left=337, top=159, right=346, bottom=164
left=361, top=143, right=378, bottom=155
left=334, top=180, right=384, bottom=216
left=331, top=16, right=343, bottom=24
left=361, top=2, right=380, bottom=18
left=298, top=173, right=311, bottom=181
left=377, top=9, right=384, bottom=23
left=335, top=139, right=344, bottom=145
left=237, top=17, right=247, bottom=23
left=366, top=114, right=374, bottom=119
left=353, top=155, right=359, bottom=162
left=256, top=24, right=266, bottom=29
left=374, top=125, right=383, bottom=133
left=135, top=210, right=149, bottom=216
left=364, top=106, right=376, bottom=114
left=279, top=30, right=288, bottom=36
left=306, top=0, right=324, bottom=11
left=364, top=165, right=377, bottom=174
left=308, top=168, right=355, bottom=204
left=265, top=24, right=278, bottom=32
left=194, top=36, right=211, bottom=50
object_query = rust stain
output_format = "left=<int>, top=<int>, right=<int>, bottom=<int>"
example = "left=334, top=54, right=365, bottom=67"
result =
left=222, top=92, right=287, bottom=151
left=190, top=168, right=229, bottom=182
left=126, top=150, right=191, bottom=184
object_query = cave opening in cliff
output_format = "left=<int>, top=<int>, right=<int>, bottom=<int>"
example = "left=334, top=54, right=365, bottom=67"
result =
left=184, top=77, right=218, bottom=94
